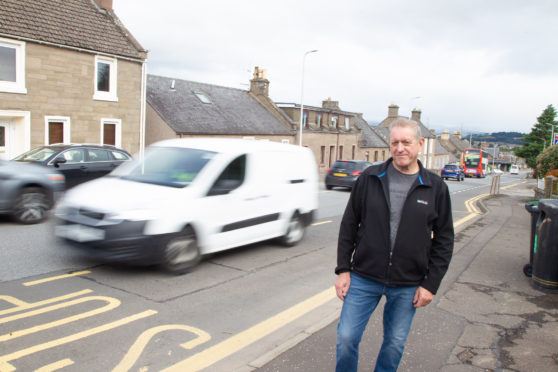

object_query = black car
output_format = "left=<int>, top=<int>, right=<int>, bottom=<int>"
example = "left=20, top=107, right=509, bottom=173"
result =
left=13, top=144, right=132, bottom=188
left=0, top=159, right=65, bottom=223
left=441, top=164, right=464, bottom=181
left=325, top=160, right=374, bottom=190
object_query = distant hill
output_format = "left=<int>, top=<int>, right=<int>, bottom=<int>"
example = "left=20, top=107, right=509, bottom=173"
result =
left=468, top=132, right=525, bottom=145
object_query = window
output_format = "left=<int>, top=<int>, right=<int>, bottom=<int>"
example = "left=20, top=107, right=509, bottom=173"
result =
left=101, top=119, right=121, bottom=147
left=45, top=117, right=70, bottom=144
left=332, top=116, right=338, bottom=129
left=208, top=155, right=246, bottom=196
left=374, top=151, right=378, bottom=162
left=302, top=111, right=308, bottom=127
left=57, top=149, right=85, bottom=163
left=365, top=151, right=369, bottom=162
left=382, top=150, right=386, bottom=160
left=352, top=145, right=356, bottom=160
left=317, top=113, right=322, bottom=128
left=194, top=91, right=211, bottom=104
left=0, top=38, right=26, bottom=94
left=345, top=117, right=350, bottom=130
left=0, top=126, right=4, bottom=147
left=111, top=151, right=129, bottom=160
left=320, top=146, right=325, bottom=164
left=339, top=145, right=344, bottom=160
left=87, top=148, right=111, bottom=161
left=94, top=56, right=117, bottom=101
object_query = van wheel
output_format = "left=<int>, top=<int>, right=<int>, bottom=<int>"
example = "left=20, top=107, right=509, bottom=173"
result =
left=326, top=185, right=333, bottom=190
left=163, top=227, right=201, bottom=274
left=280, top=213, right=305, bottom=247
left=12, top=187, right=49, bottom=224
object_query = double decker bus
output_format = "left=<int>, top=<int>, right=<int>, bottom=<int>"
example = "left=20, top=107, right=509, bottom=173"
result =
left=462, top=148, right=489, bottom=178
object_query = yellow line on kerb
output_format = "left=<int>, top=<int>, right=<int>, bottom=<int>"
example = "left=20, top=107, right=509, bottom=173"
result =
left=23, top=271, right=91, bottom=286
left=162, top=287, right=336, bottom=372
left=311, top=220, right=332, bottom=226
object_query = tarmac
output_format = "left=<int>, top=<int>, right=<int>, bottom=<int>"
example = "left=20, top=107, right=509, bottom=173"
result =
left=255, top=178, right=558, bottom=372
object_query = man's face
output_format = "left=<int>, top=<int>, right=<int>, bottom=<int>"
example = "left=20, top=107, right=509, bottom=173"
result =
left=390, top=126, right=424, bottom=173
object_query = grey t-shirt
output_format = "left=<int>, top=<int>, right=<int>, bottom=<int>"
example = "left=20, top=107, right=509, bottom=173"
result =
left=387, top=163, right=418, bottom=250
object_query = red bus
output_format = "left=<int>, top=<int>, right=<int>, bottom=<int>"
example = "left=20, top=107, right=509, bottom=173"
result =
left=462, top=148, right=489, bottom=178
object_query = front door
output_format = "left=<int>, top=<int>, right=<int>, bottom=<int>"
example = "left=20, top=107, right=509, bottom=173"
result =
left=0, top=120, right=10, bottom=160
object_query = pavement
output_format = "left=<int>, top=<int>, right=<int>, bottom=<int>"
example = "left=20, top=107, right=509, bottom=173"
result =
left=254, top=178, right=558, bottom=372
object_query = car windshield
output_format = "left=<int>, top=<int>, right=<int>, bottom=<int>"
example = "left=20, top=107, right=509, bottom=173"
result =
left=444, top=165, right=458, bottom=170
left=112, top=146, right=216, bottom=188
left=13, top=147, right=60, bottom=162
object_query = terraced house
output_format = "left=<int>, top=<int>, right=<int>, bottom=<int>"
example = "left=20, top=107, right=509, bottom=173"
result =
left=0, top=0, right=147, bottom=160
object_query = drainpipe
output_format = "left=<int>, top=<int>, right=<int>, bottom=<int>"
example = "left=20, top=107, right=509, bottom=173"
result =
left=139, top=60, right=147, bottom=160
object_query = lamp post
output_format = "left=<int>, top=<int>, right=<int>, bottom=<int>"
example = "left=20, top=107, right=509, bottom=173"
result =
left=299, top=49, right=318, bottom=146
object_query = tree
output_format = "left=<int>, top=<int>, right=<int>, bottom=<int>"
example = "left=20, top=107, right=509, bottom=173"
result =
left=536, top=145, right=558, bottom=178
left=514, top=104, right=557, bottom=177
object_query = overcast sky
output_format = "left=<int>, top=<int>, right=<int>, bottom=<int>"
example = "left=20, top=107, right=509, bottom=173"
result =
left=114, top=0, right=558, bottom=134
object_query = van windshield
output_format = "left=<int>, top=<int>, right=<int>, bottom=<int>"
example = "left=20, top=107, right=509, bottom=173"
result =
left=112, top=147, right=216, bottom=188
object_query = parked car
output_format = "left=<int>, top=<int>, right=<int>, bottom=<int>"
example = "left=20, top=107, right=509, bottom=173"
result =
left=0, top=159, right=65, bottom=224
left=510, top=164, right=519, bottom=175
left=54, top=138, right=318, bottom=273
left=325, top=160, right=374, bottom=190
left=441, top=164, right=464, bottom=181
left=13, top=144, right=132, bottom=189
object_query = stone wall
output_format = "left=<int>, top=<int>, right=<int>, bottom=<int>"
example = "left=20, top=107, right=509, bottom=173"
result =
left=0, top=42, right=143, bottom=153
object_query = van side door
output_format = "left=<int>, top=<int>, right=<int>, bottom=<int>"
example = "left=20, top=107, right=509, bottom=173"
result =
left=200, top=154, right=281, bottom=253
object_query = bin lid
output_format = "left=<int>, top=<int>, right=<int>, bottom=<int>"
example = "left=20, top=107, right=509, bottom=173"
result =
left=538, top=199, right=558, bottom=215
left=525, top=200, right=539, bottom=212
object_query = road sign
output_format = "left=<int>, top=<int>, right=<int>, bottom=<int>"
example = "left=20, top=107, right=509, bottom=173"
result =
left=554, top=133, right=558, bottom=145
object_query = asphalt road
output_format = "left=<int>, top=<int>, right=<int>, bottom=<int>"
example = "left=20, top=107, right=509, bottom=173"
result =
left=0, top=173, right=526, bottom=371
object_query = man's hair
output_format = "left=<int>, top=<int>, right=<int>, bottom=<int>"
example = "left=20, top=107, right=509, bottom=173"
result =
left=389, top=118, right=422, bottom=140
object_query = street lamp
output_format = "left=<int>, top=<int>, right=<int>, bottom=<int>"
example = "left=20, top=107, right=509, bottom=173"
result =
left=299, top=49, right=318, bottom=146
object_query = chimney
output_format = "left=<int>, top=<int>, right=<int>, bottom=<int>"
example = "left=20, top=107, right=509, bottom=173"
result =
left=388, top=103, right=399, bottom=118
left=441, top=129, right=450, bottom=141
left=453, top=130, right=462, bottom=139
left=249, top=66, right=269, bottom=97
left=322, top=97, right=340, bottom=110
left=411, top=108, right=421, bottom=122
left=93, top=0, right=113, bottom=10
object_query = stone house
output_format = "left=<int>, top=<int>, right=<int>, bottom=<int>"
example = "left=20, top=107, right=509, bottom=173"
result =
left=145, top=69, right=295, bottom=146
left=0, top=0, right=147, bottom=160
left=277, top=98, right=388, bottom=174
left=437, top=130, right=471, bottom=164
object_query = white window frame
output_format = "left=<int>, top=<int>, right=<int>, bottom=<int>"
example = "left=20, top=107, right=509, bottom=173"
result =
left=44, top=116, right=71, bottom=145
left=100, top=118, right=122, bottom=147
left=345, top=117, right=350, bottom=130
left=0, top=38, right=26, bottom=94
left=93, top=55, right=118, bottom=102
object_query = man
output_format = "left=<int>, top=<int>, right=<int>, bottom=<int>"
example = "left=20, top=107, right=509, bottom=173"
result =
left=335, top=118, right=454, bottom=372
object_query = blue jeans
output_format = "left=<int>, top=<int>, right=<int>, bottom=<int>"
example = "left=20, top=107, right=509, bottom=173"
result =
left=336, top=273, right=418, bottom=372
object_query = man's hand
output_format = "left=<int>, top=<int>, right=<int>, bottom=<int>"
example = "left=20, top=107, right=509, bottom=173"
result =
left=335, top=272, right=351, bottom=301
left=413, top=286, right=434, bottom=308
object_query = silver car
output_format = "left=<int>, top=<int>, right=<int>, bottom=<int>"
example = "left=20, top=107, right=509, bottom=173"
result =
left=0, top=160, right=65, bottom=224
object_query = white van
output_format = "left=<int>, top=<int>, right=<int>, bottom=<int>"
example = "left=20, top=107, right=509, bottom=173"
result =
left=55, top=138, right=318, bottom=273
left=510, top=164, right=519, bottom=175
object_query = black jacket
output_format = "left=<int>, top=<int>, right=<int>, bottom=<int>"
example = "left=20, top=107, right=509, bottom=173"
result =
left=335, top=159, right=454, bottom=294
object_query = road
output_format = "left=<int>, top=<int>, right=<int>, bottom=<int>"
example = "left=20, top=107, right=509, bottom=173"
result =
left=0, top=173, right=527, bottom=371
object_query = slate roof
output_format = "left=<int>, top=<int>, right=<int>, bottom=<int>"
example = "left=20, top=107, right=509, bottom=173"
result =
left=0, top=0, right=146, bottom=60
left=369, top=125, right=391, bottom=145
left=438, top=135, right=471, bottom=158
left=147, top=75, right=294, bottom=135
left=354, top=119, right=389, bottom=148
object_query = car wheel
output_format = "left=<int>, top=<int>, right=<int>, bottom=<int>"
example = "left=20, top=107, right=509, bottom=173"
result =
left=523, top=263, right=532, bottom=277
left=279, top=212, right=305, bottom=247
left=162, top=226, right=201, bottom=274
left=326, top=184, right=333, bottom=190
left=12, top=187, right=50, bottom=224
